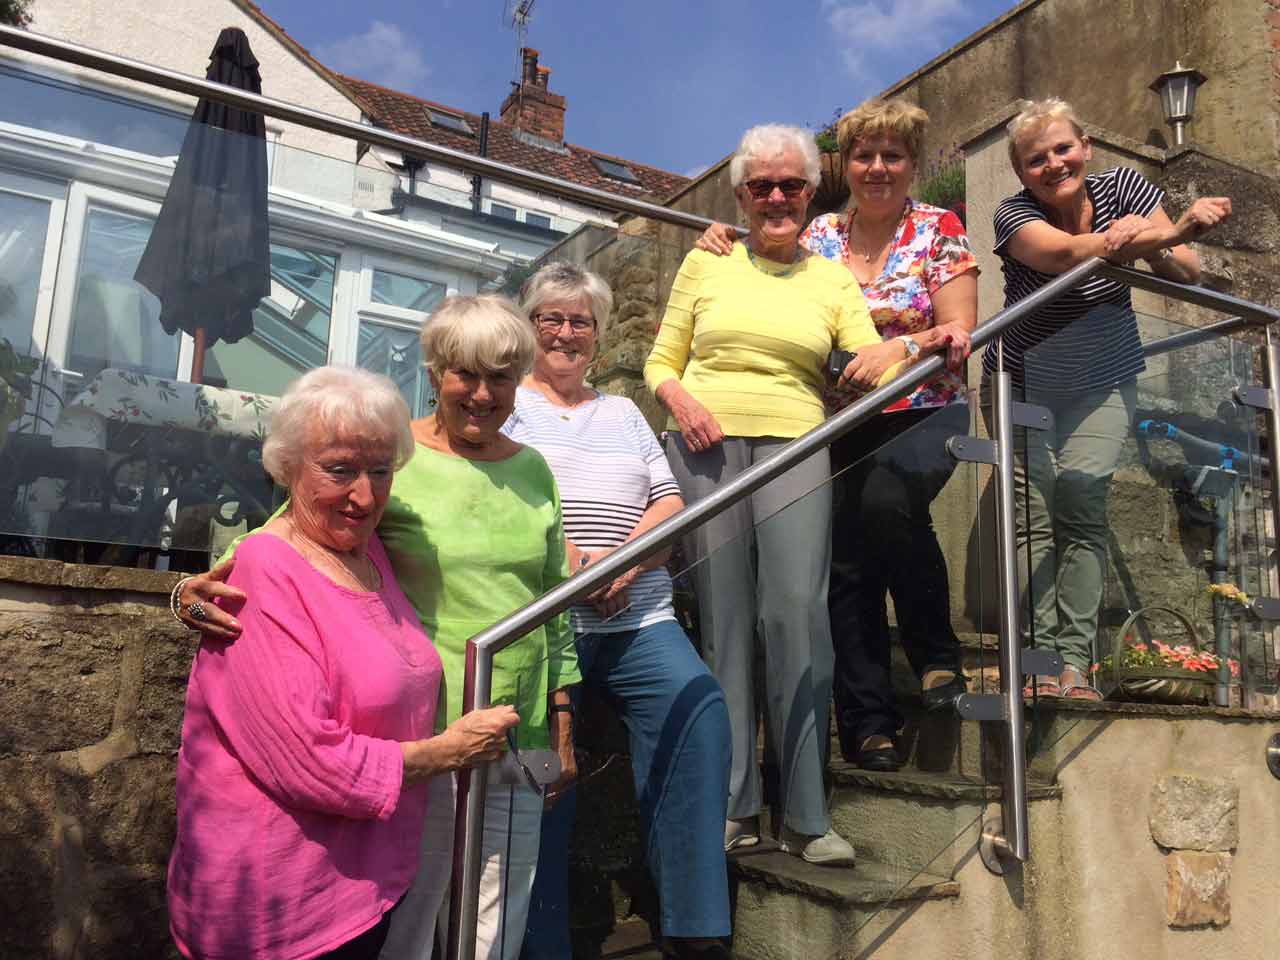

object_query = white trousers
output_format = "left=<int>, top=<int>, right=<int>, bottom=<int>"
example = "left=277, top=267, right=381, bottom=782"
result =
left=380, top=773, right=543, bottom=960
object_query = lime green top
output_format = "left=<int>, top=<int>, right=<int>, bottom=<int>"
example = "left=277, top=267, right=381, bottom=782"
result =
left=380, top=443, right=576, bottom=749
left=219, top=442, right=578, bottom=750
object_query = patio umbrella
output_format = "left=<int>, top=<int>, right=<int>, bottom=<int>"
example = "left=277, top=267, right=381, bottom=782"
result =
left=134, top=27, right=269, bottom=384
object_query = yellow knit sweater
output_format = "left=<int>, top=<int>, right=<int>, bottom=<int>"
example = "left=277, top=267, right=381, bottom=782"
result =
left=644, top=244, right=898, bottom=438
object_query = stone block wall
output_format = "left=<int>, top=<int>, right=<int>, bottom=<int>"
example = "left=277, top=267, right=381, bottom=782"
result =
left=0, top=557, right=191, bottom=959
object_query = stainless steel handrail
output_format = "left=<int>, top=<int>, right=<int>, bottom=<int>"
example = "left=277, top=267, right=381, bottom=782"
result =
left=445, top=256, right=1108, bottom=959
left=1099, top=263, right=1280, bottom=325
left=11, top=22, right=1279, bottom=947
left=0, top=26, right=724, bottom=233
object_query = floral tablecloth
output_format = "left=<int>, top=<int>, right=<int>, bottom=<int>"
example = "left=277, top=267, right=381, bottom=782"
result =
left=52, top=369, right=276, bottom=450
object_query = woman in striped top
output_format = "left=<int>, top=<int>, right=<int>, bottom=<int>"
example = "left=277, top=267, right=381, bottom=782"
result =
left=987, top=98, right=1232, bottom=698
left=508, top=263, right=733, bottom=960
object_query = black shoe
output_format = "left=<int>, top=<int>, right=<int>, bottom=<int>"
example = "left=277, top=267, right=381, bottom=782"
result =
left=852, top=743, right=903, bottom=771
left=921, top=673, right=968, bottom=713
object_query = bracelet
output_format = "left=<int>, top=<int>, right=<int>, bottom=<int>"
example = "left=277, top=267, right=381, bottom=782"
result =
left=169, top=576, right=194, bottom=625
left=549, top=702, right=575, bottom=716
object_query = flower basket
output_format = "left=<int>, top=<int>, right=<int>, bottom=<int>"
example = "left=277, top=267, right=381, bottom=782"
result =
left=1100, top=606, right=1225, bottom=705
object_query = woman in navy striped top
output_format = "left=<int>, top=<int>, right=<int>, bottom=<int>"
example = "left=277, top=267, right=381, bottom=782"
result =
left=985, top=98, right=1231, bottom=698
left=506, top=262, right=733, bottom=960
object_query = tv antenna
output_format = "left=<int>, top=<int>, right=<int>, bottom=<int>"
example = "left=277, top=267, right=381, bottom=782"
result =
left=505, top=0, right=537, bottom=81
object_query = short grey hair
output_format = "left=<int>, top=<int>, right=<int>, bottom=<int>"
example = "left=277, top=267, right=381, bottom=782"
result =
left=419, top=293, right=536, bottom=379
left=518, top=262, right=615, bottom=339
left=728, top=123, right=821, bottom=188
left=261, top=366, right=415, bottom=486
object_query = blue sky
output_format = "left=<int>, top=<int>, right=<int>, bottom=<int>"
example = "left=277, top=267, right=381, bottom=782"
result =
left=259, top=0, right=1018, bottom=177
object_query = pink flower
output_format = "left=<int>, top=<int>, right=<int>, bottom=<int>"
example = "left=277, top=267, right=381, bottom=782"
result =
left=1132, top=642, right=1148, bottom=652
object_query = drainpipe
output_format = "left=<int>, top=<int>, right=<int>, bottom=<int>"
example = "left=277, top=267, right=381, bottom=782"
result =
left=471, top=112, right=490, bottom=215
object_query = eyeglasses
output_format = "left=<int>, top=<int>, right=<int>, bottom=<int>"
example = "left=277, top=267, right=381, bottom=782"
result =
left=742, top=177, right=809, bottom=200
left=533, top=312, right=595, bottom=333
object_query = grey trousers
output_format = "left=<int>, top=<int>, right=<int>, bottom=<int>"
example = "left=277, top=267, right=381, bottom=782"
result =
left=982, top=380, right=1136, bottom=673
left=666, top=433, right=833, bottom=836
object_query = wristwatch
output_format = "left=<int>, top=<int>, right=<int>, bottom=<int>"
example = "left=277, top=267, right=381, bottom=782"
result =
left=898, top=335, right=921, bottom=360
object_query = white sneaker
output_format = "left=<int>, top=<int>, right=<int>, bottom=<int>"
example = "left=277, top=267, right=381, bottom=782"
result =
left=724, top=817, right=760, bottom=853
left=778, top=826, right=856, bottom=866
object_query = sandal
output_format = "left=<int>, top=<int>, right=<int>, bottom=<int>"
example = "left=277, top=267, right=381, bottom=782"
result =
left=1058, top=667, right=1102, bottom=701
left=1022, top=677, right=1061, bottom=699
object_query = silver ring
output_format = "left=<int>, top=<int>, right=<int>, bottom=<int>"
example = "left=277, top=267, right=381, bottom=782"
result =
left=186, top=600, right=207, bottom=622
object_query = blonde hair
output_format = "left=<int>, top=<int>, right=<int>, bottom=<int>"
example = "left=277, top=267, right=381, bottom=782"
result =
left=518, top=262, right=615, bottom=340
left=261, top=366, right=414, bottom=486
left=836, top=98, right=929, bottom=167
left=419, top=293, right=536, bottom=379
left=728, top=123, right=821, bottom=188
left=1006, top=98, right=1086, bottom=170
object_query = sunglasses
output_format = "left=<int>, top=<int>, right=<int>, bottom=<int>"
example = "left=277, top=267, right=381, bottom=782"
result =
left=742, top=177, right=809, bottom=200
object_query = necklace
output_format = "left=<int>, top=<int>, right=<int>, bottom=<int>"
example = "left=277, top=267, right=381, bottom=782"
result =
left=846, top=202, right=908, bottom=264
left=285, top=517, right=382, bottom=592
left=746, top=243, right=804, bottom=279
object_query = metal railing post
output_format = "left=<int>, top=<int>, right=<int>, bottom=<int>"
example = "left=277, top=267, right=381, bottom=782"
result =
left=989, top=338, right=1030, bottom=864
left=447, top=643, right=493, bottom=960
left=1265, top=328, right=1280, bottom=558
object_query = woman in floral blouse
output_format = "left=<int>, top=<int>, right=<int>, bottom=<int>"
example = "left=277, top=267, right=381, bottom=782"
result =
left=697, top=98, right=978, bottom=770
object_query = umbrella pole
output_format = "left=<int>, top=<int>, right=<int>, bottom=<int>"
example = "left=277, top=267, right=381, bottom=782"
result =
left=191, top=327, right=207, bottom=384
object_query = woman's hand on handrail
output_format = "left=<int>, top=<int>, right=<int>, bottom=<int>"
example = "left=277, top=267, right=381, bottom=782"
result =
left=930, top=321, right=972, bottom=371
left=694, top=222, right=738, bottom=256
left=175, top=558, right=245, bottom=641
left=400, top=705, right=521, bottom=785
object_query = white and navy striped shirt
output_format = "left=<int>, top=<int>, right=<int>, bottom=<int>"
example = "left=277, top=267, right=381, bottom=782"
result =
left=981, top=166, right=1164, bottom=393
left=503, top=386, right=681, bottom=634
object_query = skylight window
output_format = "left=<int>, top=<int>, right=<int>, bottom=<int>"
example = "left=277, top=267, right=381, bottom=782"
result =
left=590, top=156, right=640, bottom=184
left=426, top=109, right=473, bottom=135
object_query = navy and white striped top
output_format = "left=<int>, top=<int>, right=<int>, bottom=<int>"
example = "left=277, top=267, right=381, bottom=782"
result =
left=503, top=386, right=681, bottom=634
left=981, top=166, right=1164, bottom=393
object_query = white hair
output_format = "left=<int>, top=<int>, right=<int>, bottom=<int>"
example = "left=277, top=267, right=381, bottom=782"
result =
left=518, top=262, right=615, bottom=339
left=261, top=366, right=414, bottom=486
left=418, top=294, right=537, bottom=378
left=728, top=123, right=821, bottom=188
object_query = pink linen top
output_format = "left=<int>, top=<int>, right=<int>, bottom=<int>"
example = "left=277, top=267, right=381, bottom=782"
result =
left=167, top=532, right=442, bottom=960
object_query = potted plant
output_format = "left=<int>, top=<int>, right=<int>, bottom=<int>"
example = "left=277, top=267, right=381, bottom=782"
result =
left=810, top=111, right=850, bottom=216
left=1094, top=604, right=1239, bottom=704
left=917, top=148, right=966, bottom=226
left=0, top=337, right=38, bottom=454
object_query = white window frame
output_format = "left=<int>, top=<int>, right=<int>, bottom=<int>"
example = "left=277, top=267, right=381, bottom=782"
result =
left=339, top=254, right=467, bottom=360
left=0, top=170, right=69, bottom=360
left=44, top=181, right=191, bottom=384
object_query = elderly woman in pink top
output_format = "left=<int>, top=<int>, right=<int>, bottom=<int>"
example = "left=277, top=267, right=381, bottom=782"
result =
left=167, top=367, right=519, bottom=960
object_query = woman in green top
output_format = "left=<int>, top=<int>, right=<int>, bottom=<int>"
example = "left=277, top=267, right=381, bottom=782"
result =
left=176, top=295, right=578, bottom=960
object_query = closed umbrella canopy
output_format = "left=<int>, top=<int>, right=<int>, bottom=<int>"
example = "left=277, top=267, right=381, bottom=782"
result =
left=134, top=27, right=269, bottom=379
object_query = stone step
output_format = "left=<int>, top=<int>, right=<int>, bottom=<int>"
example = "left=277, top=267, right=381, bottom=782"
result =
left=728, top=843, right=958, bottom=960
left=827, top=764, right=1060, bottom=879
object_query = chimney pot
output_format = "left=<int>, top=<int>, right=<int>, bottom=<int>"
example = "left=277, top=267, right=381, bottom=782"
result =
left=535, top=65, right=550, bottom=88
left=521, top=47, right=539, bottom=85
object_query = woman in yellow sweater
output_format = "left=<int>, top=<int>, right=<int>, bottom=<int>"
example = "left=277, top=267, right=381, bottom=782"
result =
left=644, top=123, right=949, bottom=867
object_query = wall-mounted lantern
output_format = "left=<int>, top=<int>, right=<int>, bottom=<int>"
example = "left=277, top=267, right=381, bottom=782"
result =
left=1149, top=61, right=1207, bottom=148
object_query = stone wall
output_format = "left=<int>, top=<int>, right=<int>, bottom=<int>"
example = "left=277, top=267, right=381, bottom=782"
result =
left=0, top=557, right=190, bottom=959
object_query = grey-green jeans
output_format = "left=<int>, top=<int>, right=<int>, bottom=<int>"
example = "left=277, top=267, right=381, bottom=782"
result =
left=983, top=380, right=1137, bottom=673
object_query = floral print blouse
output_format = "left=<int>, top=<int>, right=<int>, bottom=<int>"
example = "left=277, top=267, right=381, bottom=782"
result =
left=802, top=200, right=978, bottom=412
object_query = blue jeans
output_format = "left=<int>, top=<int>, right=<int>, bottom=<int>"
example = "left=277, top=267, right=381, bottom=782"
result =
left=521, top=618, right=731, bottom=956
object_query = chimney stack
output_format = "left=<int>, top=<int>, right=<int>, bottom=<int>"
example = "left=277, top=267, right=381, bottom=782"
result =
left=500, top=47, right=566, bottom=142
